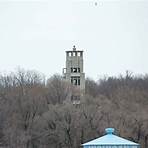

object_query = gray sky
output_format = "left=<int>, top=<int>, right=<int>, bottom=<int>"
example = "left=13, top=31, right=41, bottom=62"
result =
left=0, top=0, right=148, bottom=80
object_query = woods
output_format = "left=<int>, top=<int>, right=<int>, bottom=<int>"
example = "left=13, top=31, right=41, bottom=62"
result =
left=0, top=69, right=148, bottom=148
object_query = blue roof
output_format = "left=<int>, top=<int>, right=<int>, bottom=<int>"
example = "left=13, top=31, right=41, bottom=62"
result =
left=82, top=128, right=139, bottom=146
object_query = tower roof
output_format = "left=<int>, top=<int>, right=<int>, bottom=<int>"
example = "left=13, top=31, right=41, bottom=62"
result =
left=66, top=46, right=83, bottom=52
left=82, top=128, right=139, bottom=146
left=73, top=45, right=76, bottom=51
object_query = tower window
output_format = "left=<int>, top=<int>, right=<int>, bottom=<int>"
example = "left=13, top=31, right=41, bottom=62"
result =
left=71, top=76, right=80, bottom=86
left=73, top=52, right=76, bottom=56
left=73, top=68, right=77, bottom=73
left=69, top=52, right=72, bottom=56
left=78, top=52, right=81, bottom=56
left=73, top=78, right=77, bottom=85
left=78, top=68, right=80, bottom=73
left=71, top=78, right=73, bottom=84
left=71, top=67, right=80, bottom=73
left=78, top=79, right=80, bottom=85
left=71, top=95, right=80, bottom=101
left=63, top=68, right=66, bottom=74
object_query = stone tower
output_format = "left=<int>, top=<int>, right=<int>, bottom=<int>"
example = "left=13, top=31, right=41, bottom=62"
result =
left=63, top=46, right=85, bottom=104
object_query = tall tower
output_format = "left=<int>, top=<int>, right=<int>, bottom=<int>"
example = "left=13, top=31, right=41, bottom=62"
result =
left=63, top=46, right=85, bottom=104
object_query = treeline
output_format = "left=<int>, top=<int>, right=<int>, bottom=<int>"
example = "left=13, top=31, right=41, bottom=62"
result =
left=0, top=69, right=148, bottom=148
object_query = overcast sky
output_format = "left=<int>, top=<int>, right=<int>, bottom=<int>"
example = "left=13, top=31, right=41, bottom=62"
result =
left=0, top=0, right=148, bottom=80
